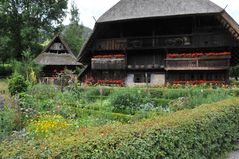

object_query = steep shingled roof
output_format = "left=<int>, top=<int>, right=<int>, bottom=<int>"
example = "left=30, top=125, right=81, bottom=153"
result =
left=98, top=0, right=223, bottom=23
left=35, top=35, right=81, bottom=66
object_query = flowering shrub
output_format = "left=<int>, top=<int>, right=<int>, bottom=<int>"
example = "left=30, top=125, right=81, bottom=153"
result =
left=27, top=114, right=70, bottom=137
left=167, top=52, right=231, bottom=58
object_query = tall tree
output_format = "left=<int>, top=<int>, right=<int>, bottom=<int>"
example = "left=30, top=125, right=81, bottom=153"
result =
left=62, top=1, right=84, bottom=56
left=0, top=3, right=11, bottom=63
left=0, top=0, right=68, bottom=59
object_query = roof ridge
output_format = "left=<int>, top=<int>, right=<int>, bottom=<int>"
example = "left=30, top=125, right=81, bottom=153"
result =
left=97, top=0, right=223, bottom=23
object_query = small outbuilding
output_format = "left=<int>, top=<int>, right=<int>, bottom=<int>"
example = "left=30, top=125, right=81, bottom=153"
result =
left=35, top=35, right=81, bottom=81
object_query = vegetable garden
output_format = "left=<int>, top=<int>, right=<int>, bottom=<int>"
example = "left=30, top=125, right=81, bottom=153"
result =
left=1, top=81, right=239, bottom=158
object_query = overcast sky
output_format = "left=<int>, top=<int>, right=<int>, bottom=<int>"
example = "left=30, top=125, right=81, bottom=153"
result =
left=63, top=0, right=239, bottom=29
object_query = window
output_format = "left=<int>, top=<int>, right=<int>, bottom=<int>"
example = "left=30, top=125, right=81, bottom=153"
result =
left=134, top=73, right=151, bottom=83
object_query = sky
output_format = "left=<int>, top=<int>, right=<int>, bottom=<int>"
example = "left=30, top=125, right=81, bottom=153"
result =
left=63, top=0, right=239, bottom=29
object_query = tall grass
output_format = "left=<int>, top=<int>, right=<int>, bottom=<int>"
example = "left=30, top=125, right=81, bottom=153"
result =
left=0, top=79, right=8, bottom=94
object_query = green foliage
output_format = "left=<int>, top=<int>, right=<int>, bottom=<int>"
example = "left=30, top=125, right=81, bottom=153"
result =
left=62, top=24, right=84, bottom=56
left=2, top=84, right=239, bottom=158
left=111, top=91, right=144, bottom=114
left=0, top=107, right=17, bottom=140
left=110, top=90, right=164, bottom=114
left=18, top=93, right=38, bottom=120
left=28, top=84, right=59, bottom=100
left=234, top=89, right=239, bottom=97
left=1, top=98, right=239, bottom=158
left=168, top=97, right=189, bottom=111
left=230, top=65, right=239, bottom=81
left=62, top=1, right=84, bottom=55
left=8, top=74, right=29, bottom=95
left=11, top=50, right=42, bottom=83
left=0, top=0, right=68, bottom=58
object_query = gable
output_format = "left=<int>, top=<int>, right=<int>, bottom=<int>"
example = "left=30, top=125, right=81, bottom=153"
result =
left=44, top=36, right=72, bottom=54
left=35, top=35, right=81, bottom=66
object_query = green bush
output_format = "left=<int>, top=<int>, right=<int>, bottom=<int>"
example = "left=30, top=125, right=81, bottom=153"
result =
left=0, top=108, right=17, bottom=140
left=1, top=98, right=239, bottom=158
left=27, top=84, right=58, bottom=100
left=110, top=91, right=145, bottom=114
left=82, top=87, right=112, bottom=103
left=8, top=74, right=29, bottom=95
left=234, top=89, right=239, bottom=97
left=162, top=88, right=189, bottom=99
left=18, top=93, right=38, bottom=120
left=149, top=89, right=163, bottom=98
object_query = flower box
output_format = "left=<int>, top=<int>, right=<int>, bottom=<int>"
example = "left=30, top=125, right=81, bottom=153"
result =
left=93, top=54, right=125, bottom=59
left=172, top=80, right=224, bottom=85
left=97, top=80, right=124, bottom=85
left=167, top=52, right=231, bottom=58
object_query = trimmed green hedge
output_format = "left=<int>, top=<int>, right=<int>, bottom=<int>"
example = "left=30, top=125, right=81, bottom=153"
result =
left=1, top=98, right=239, bottom=158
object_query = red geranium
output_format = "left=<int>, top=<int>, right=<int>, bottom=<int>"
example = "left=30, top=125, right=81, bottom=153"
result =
left=173, top=80, right=223, bottom=85
left=167, top=52, right=231, bottom=58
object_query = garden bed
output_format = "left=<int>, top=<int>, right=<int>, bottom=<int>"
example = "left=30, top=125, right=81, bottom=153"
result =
left=1, top=98, right=239, bottom=158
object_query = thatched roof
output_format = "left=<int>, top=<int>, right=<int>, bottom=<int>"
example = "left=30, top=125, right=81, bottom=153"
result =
left=98, top=0, right=223, bottom=23
left=35, top=53, right=81, bottom=66
left=35, top=35, right=81, bottom=66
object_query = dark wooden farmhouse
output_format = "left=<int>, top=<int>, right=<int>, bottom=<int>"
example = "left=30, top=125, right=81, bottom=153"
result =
left=35, top=35, right=81, bottom=80
left=78, top=0, right=239, bottom=86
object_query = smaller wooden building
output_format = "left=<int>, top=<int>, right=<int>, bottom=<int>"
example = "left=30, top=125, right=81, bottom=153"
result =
left=35, top=35, right=81, bottom=80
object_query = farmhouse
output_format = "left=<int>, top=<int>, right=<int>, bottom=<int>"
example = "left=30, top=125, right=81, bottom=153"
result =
left=35, top=35, right=81, bottom=79
left=78, top=0, right=239, bottom=86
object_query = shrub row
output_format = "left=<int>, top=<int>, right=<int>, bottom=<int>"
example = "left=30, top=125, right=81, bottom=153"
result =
left=1, top=98, right=239, bottom=158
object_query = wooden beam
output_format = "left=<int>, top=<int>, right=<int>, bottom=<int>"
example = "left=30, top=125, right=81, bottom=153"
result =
left=221, top=12, right=239, bottom=36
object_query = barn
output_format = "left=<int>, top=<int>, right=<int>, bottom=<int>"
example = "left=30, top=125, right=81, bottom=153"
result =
left=78, top=0, right=239, bottom=86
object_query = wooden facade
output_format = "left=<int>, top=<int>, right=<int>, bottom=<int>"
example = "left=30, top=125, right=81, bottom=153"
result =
left=78, top=0, right=239, bottom=86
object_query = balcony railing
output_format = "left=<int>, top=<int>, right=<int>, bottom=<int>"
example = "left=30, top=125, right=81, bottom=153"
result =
left=94, top=35, right=192, bottom=50
left=91, top=58, right=126, bottom=70
left=165, top=58, right=230, bottom=70
left=127, top=64, right=164, bottom=70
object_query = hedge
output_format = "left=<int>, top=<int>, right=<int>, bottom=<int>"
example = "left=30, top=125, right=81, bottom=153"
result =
left=1, top=98, right=239, bottom=158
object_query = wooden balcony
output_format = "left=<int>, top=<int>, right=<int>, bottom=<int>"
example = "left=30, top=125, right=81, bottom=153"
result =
left=94, top=35, right=192, bottom=50
left=94, top=33, right=232, bottom=51
left=165, top=57, right=230, bottom=70
left=91, top=58, right=126, bottom=70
